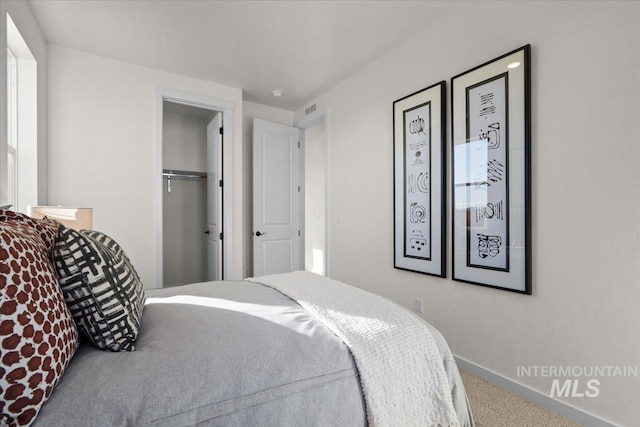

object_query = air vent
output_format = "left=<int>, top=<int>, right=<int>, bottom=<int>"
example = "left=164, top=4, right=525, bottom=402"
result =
left=304, top=103, right=317, bottom=116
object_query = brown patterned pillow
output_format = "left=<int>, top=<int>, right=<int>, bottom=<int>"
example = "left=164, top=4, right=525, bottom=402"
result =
left=0, top=210, right=60, bottom=251
left=0, top=221, right=79, bottom=426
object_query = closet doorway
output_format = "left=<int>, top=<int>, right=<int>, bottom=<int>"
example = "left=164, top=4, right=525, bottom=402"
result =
left=152, top=87, right=235, bottom=288
left=161, top=101, right=222, bottom=287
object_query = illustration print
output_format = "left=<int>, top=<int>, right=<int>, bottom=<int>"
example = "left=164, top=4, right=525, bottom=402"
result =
left=410, top=203, right=426, bottom=223
left=474, top=201, right=504, bottom=222
left=409, top=231, right=426, bottom=252
left=466, top=74, right=509, bottom=271
left=404, top=102, right=431, bottom=259
left=409, top=115, right=427, bottom=136
left=486, top=159, right=505, bottom=184
left=417, top=172, right=429, bottom=193
left=477, top=234, right=502, bottom=258
left=479, top=123, right=501, bottom=149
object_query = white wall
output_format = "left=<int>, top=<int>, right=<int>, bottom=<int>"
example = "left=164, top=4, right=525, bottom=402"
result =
left=0, top=0, right=48, bottom=206
left=242, top=101, right=294, bottom=278
left=295, top=2, right=640, bottom=425
left=48, top=46, right=243, bottom=287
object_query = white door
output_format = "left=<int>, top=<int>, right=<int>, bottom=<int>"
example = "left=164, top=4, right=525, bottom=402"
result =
left=207, top=114, right=222, bottom=280
left=253, top=118, right=300, bottom=276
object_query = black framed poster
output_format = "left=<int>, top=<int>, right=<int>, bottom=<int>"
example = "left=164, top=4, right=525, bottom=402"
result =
left=451, top=45, right=531, bottom=294
left=393, top=81, right=445, bottom=277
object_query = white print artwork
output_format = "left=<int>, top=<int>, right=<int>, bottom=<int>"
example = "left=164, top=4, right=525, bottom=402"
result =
left=465, top=74, right=509, bottom=271
left=404, top=102, right=431, bottom=259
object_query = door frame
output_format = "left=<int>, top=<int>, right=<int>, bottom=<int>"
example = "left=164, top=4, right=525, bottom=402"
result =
left=154, top=87, right=235, bottom=288
left=294, top=107, right=330, bottom=276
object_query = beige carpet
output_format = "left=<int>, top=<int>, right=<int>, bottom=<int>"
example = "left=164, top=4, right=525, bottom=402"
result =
left=460, top=370, right=581, bottom=427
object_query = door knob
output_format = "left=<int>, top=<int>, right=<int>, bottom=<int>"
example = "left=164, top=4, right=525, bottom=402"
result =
left=255, top=231, right=266, bottom=237
left=204, top=230, right=210, bottom=235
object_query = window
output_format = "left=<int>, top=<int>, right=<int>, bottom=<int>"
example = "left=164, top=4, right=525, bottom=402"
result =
left=4, top=13, right=37, bottom=213
left=7, top=47, right=18, bottom=209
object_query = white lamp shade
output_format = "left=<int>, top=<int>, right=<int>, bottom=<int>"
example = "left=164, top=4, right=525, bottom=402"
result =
left=27, top=206, right=93, bottom=230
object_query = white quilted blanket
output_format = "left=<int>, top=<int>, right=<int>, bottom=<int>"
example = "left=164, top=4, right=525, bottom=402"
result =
left=247, top=271, right=458, bottom=427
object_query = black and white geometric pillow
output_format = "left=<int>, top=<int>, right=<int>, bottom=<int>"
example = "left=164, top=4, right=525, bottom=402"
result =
left=81, top=230, right=142, bottom=282
left=52, top=226, right=145, bottom=352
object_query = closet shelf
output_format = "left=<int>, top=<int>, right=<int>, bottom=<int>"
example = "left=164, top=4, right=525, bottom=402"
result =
left=162, top=169, right=207, bottom=179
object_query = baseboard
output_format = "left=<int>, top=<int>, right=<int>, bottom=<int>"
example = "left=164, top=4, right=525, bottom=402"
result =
left=454, top=355, right=618, bottom=427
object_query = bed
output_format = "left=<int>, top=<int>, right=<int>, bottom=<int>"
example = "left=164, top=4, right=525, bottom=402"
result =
left=32, top=277, right=473, bottom=427
left=1, top=211, right=473, bottom=426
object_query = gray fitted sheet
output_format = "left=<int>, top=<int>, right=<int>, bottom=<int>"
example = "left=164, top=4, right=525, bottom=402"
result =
left=35, top=280, right=472, bottom=426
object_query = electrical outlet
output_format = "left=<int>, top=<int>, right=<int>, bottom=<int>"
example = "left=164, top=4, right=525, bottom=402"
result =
left=414, top=298, right=424, bottom=315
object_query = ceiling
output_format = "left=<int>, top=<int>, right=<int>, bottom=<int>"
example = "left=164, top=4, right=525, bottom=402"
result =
left=29, top=0, right=447, bottom=110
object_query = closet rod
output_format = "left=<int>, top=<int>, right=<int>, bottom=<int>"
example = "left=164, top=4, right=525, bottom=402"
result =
left=163, top=169, right=207, bottom=194
left=162, top=169, right=207, bottom=179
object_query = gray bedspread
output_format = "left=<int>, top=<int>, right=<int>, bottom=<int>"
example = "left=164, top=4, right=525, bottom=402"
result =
left=35, top=280, right=473, bottom=426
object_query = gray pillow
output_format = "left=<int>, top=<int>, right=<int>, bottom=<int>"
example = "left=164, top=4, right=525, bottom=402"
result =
left=52, top=226, right=145, bottom=351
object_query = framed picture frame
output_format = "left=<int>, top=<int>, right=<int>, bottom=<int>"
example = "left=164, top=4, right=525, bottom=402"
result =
left=451, top=45, right=531, bottom=294
left=393, top=81, right=446, bottom=277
